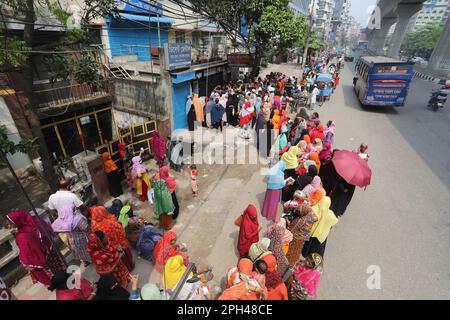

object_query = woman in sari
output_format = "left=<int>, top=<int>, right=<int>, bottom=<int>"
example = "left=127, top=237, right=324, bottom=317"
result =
left=87, top=231, right=130, bottom=289
left=151, top=131, right=166, bottom=168
left=153, top=174, right=175, bottom=230
left=132, top=156, right=151, bottom=202
left=51, top=204, right=91, bottom=265
left=49, top=270, right=95, bottom=300
left=290, top=253, right=323, bottom=300
left=248, top=238, right=271, bottom=262
left=236, top=205, right=261, bottom=258
left=153, top=231, right=189, bottom=273
left=323, top=121, right=336, bottom=146
left=286, top=203, right=318, bottom=266
left=156, top=166, right=180, bottom=220
left=102, top=152, right=123, bottom=198
left=281, top=146, right=300, bottom=201
left=3, top=211, right=66, bottom=287
left=302, top=196, right=338, bottom=259
left=261, top=254, right=288, bottom=300
left=266, top=218, right=292, bottom=255
left=319, top=142, right=332, bottom=162
left=261, top=161, right=287, bottom=222
left=90, top=206, right=134, bottom=272
left=220, top=258, right=265, bottom=300
left=266, top=225, right=289, bottom=278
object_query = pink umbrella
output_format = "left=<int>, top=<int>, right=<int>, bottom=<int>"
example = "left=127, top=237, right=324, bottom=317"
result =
left=332, top=150, right=372, bottom=187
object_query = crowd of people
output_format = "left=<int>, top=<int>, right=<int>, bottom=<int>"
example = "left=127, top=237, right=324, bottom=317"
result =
left=0, top=57, right=370, bottom=300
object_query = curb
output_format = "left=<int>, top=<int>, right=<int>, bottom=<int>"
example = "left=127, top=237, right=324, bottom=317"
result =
left=414, top=71, right=446, bottom=85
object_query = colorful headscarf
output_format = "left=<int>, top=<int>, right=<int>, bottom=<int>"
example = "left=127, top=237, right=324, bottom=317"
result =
left=268, top=225, right=289, bottom=276
left=248, top=238, right=271, bottom=262
left=157, top=166, right=177, bottom=194
left=90, top=206, right=128, bottom=249
left=281, top=146, right=299, bottom=170
left=6, top=211, right=52, bottom=268
left=237, top=205, right=260, bottom=257
left=102, top=152, right=118, bottom=173
left=51, top=204, right=84, bottom=233
left=163, top=255, right=187, bottom=289
left=132, top=156, right=146, bottom=178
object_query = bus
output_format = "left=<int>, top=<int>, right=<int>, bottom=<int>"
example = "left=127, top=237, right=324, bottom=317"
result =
left=354, top=56, right=415, bottom=106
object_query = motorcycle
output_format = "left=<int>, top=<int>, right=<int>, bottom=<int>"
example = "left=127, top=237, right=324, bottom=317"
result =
left=428, top=93, right=445, bottom=112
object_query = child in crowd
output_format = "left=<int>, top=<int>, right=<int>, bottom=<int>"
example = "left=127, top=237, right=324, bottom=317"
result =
left=190, top=165, right=199, bottom=197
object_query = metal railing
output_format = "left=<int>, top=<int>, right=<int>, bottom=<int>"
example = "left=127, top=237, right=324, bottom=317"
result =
left=33, top=80, right=111, bottom=109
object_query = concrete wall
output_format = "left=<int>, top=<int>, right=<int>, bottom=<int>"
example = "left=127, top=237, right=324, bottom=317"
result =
left=111, top=77, right=169, bottom=120
left=0, top=97, right=32, bottom=171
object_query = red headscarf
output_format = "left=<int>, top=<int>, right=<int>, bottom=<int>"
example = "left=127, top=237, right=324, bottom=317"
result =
left=118, top=142, right=126, bottom=161
left=153, top=231, right=184, bottom=273
left=6, top=210, right=53, bottom=268
left=90, top=206, right=128, bottom=249
left=262, top=254, right=283, bottom=289
left=151, top=131, right=166, bottom=159
left=156, top=166, right=177, bottom=194
left=237, top=205, right=260, bottom=257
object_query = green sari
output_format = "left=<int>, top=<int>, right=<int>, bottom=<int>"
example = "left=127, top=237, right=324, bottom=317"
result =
left=153, top=180, right=175, bottom=217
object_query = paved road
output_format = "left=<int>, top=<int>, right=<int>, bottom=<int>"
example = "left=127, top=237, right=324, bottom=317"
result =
left=315, top=61, right=450, bottom=299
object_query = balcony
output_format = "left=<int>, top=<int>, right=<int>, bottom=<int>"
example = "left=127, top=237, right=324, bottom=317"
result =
left=33, top=80, right=112, bottom=113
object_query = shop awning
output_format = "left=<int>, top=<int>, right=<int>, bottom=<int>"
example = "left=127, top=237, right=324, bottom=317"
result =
left=118, top=13, right=175, bottom=24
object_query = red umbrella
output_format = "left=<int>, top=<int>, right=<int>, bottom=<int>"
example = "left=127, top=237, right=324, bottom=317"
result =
left=332, top=150, right=372, bottom=187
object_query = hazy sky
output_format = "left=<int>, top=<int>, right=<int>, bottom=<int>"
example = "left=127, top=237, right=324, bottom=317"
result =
left=349, top=0, right=378, bottom=27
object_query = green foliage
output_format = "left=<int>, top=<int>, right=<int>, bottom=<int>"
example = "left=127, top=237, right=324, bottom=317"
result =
left=0, top=33, right=30, bottom=67
left=0, top=125, right=39, bottom=156
left=250, top=6, right=306, bottom=52
left=68, top=54, right=100, bottom=86
left=401, top=22, right=444, bottom=56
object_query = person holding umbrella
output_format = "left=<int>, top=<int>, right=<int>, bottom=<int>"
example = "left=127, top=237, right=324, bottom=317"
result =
left=320, top=150, right=372, bottom=217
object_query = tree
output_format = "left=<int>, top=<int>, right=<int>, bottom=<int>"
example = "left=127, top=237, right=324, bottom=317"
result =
left=0, top=0, right=118, bottom=191
left=400, top=22, right=444, bottom=59
left=169, top=0, right=307, bottom=75
left=0, top=125, right=39, bottom=165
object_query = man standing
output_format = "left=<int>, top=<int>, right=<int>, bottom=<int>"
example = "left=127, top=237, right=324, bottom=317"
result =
left=310, top=84, right=320, bottom=110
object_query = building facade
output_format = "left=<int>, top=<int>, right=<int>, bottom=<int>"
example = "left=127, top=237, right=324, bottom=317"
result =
left=313, top=0, right=336, bottom=41
left=289, top=0, right=311, bottom=16
left=409, top=0, right=450, bottom=31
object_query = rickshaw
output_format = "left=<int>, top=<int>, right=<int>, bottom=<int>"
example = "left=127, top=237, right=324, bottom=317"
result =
left=315, top=73, right=333, bottom=106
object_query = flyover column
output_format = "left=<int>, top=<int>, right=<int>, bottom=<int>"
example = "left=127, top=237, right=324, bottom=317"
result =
left=388, top=3, right=423, bottom=58
left=368, top=17, right=398, bottom=55
left=427, top=17, right=450, bottom=79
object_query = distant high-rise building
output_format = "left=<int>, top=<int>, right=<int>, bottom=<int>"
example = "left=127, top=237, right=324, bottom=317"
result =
left=313, top=0, right=336, bottom=40
left=289, top=0, right=311, bottom=17
left=410, top=0, right=450, bottom=30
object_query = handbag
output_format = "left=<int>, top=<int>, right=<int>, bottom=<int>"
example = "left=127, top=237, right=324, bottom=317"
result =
left=234, top=215, right=242, bottom=227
